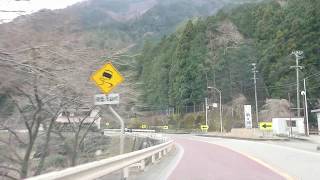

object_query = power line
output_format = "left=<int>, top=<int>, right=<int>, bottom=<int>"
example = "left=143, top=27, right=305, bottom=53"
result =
left=305, top=71, right=320, bottom=80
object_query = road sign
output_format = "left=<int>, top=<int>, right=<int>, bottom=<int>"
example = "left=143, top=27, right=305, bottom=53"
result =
left=244, top=105, right=253, bottom=129
left=259, top=122, right=273, bottom=131
left=212, top=103, right=218, bottom=108
left=201, top=125, right=209, bottom=130
left=141, top=124, right=147, bottom=129
left=163, top=126, right=169, bottom=130
left=91, top=63, right=124, bottom=94
left=94, top=94, right=120, bottom=105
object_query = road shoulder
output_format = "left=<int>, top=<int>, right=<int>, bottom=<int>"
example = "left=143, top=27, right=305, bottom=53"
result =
left=130, top=143, right=184, bottom=180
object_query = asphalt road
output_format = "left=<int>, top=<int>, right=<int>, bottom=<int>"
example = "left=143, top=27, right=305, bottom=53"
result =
left=132, top=134, right=320, bottom=180
left=168, top=137, right=285, bottom=180
left=181, top=135, right=320, bottom=180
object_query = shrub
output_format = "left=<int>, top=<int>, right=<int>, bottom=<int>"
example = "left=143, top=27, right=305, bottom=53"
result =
left=127, top=118, right=143, bottom=129
left=180, top=114, right=196, bottom=129
left=44, top=154, right=67, bottom=169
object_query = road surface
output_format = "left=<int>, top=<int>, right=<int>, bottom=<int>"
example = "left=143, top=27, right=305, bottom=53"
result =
left=174, top=134, right=320, bottom=180
left=133, top=134, right=320, bottom=180
left=168, top=137, right=286, bottom=180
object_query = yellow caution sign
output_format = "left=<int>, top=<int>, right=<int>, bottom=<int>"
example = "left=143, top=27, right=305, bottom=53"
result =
left=141, top=124, right=147, bottom=129
left=91, top=63, right=124, bottom=94
left=163, top=126, right=169, bottom=130
left=259, top=122, right=273, bottom=131
left=200, top=125, right=209, bottom=130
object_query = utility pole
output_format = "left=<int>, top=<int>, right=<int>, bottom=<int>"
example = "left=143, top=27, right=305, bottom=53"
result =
left=288, top=93, right=293, bottom=137
left=302, top=78, right=309, bottom=136
left=219, top=91, right=222, bottom=133
left=208, top=86, right=222, bottom=133
left=205, top=98, right=208, bottom=127
left=251, top=63, right=259, bottom=126
left=290, top=51, right=304, bottom=117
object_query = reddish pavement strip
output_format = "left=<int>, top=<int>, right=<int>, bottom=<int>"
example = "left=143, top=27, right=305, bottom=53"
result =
left=168, top=138, right=285, bottom=180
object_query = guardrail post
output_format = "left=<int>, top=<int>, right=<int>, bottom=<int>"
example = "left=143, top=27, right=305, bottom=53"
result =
left=140, top=160, right=145, bottom=171
left=159, top=151, right=162, bottom=159
left=151, top=154, right=156, bottom=163
left=123, top=167, right=129, bottom=179
left=167, top=146, right=171, bottom=153
left=163, top=149, right=167, bottom=155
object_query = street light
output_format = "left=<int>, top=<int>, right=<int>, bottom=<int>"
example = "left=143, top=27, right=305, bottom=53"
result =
left=208, top=86, right=223, bottom=133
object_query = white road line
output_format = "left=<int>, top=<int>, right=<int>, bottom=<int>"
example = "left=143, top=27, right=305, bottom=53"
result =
left=162, top=143, right=184, bottom=180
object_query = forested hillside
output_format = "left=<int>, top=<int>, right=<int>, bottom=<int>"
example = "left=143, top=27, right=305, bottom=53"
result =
left=138, top=0, right=320, bottom=113
left=0, top=0, right=241, bottom=118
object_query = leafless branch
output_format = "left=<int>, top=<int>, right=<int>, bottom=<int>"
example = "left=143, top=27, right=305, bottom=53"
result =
left=0, top=173, right=18, bottom=180
left=14, top=86, right=36, bottom=108
left=1, top=153, right=20, bottom=164
left=6, top=93, right=29, bottom=123
left=78, top=112, right=100, bottom=146
left=0, top=165, right=21, bottom=174
left=0, top=126, right=26, bottom=146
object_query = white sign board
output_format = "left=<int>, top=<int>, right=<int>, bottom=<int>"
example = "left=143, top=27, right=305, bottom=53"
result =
left=212, top=103, right=218, bottom=108
left=244, top=105, right=252, bottom=129
left=94, top=94, right=119, bottom=105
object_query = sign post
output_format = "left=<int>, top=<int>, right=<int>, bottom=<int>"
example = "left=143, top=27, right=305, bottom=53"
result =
left=91, top=62, right=126, bottom=179
left=108, top=105, right=125, bottom=154
left=91, top=63, right=125, bottom=149
left=244, top=105, right=253, bottom=129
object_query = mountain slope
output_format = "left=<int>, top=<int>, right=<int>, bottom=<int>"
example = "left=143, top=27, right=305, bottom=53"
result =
left=137, top=0, right=320, bottom=113
left=0, top=0, right=245, bottom=118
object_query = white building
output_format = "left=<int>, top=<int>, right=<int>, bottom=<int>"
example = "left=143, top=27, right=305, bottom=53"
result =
left=56, top=108, right=101, bottom=130
left=272, top=117, right=305, bottom=136
left=311, top=109, right=320, bottom=135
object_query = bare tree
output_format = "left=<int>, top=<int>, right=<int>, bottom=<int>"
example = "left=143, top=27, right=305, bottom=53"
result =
left=53, top=103, right=101, bottom=166
left=0, top=73, right=80, bottom=179
left=0, top=45, right=98, bottom=178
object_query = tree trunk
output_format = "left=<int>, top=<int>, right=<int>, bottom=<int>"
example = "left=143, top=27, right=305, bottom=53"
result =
left=34, top=118, right=55, bottom=175
left=20, top=121, right=40, bottom=178
left=71, top=132, right=80, bottom=166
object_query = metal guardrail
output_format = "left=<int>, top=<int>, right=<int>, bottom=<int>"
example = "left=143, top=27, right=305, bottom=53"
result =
left=27, top=134, right=174, bottom=180
left=129, top=132, right=169, bottom=142
left=104, top=128, right=156, bottom=133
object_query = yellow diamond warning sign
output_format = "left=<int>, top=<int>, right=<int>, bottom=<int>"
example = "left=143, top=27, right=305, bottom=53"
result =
left=91, top=63, right=124, bottom=94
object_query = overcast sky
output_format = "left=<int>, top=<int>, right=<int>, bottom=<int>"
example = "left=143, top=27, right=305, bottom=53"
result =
left=0, top=0, right=87, bottom=23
